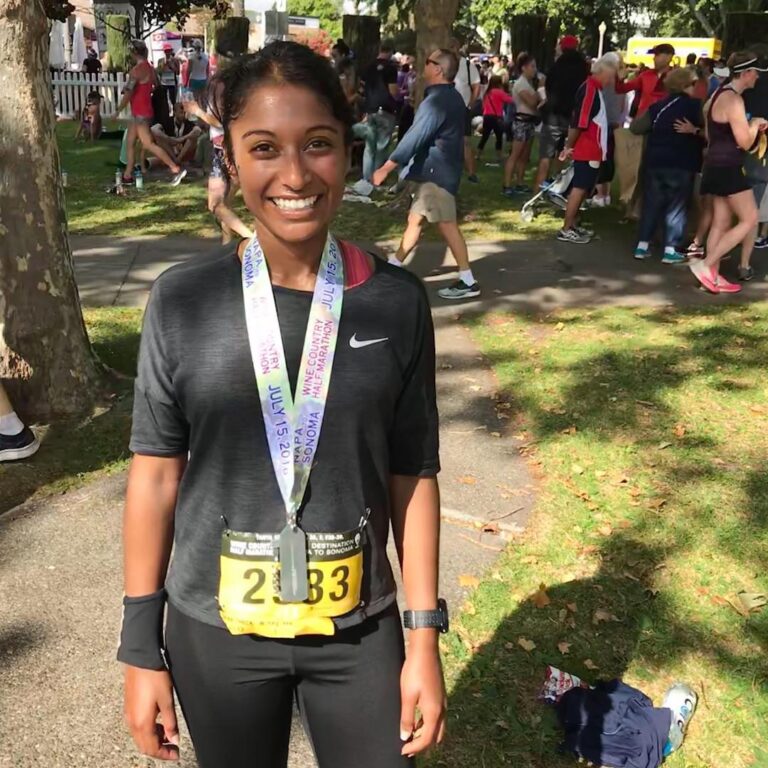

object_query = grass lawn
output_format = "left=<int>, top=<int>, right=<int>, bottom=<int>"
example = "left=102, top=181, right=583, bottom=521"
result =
left=428, top=305, right=768, bottom=768
left=58, top=121, right=589, bottom=243
left=0, top=308, right=142, bottom=515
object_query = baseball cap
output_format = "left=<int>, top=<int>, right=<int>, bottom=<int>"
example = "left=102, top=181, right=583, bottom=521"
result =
left=559, top=35, right=579, bottom=51
left=648, top=43, right=675, bottom=56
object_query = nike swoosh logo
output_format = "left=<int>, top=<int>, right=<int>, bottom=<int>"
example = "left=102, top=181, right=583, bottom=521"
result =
left=349, top=333, right=389, bottom=349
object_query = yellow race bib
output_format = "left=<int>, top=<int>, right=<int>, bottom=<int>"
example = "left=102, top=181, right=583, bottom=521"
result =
left=218, top=527, right=363, bottom=638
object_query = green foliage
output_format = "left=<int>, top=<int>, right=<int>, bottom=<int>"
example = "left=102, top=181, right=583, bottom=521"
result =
left=287, top=0, right=343, bottom=40
left=106, top=15, right=131, bottom=72
left=206, top=17, right=250, bottom=56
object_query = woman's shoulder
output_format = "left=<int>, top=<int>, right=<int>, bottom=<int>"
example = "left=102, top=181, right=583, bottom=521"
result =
left=152, top=245, right=238, bottom=301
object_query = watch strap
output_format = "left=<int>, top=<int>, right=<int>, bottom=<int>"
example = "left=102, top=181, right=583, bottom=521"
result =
left=402, top=598, right=449, bottom=633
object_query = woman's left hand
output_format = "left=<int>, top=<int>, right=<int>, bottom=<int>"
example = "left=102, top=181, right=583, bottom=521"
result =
left=399, top=640, right=446, bottom=757
left=674, top=118, right=697, bottom=135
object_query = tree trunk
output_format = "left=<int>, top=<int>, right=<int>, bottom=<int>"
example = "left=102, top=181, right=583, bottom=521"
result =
left=687, top=0, right=715, bottom=37
left=0, top=0, right=102, bottom=420
left=414, top=0, right=459, bottom=102
left=231, top=0, right=245, bottom=15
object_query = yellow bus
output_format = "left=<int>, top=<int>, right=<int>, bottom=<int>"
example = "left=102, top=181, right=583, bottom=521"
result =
left=625, top=37, right=723, bottom=68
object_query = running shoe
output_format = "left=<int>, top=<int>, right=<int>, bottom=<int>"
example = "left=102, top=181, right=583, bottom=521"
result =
left=502, top=187, right=516, bottom=197
left=662, top=251, right=688, bottom=265
left=467, top=174, right=479, bottom=184
left=574, top=224, right=594, bottom=238
left=661, top=683, right=697, bottom=756
left=689, top=259, right=719, bottom=293
left=514, top=184, right=532, bottom=194
left=437, top=280, right=481, bottom=300
left=539, top=178, right=554, bottom=191
left=738, top=265, right=755, bottom=281
left=170, top=168, right=187, bottom=187
left=0, top=426, right=40, bottom=462
left=634, top=246, right=651, bottom=260
left=716, top=274, right=742, bottom=293
left=557, top=227, right=591, bottom=244
left=754, top=236, right=768, bottom=249
left=686, top=241, right=704, bottom=258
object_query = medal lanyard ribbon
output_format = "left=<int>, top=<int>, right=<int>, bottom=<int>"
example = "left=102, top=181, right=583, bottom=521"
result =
left=242, top=233, right=344, bottom=529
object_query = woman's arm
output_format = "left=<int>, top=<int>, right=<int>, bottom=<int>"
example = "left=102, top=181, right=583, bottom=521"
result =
left=124, top=454, right=184, bottom=594
left=122, top=453, right=186, bottom=762
left=390, top=474, right=445, bottom=758
left=726, top=94, right=765, bottom=150
left=516, top=86, right=539, bottom=110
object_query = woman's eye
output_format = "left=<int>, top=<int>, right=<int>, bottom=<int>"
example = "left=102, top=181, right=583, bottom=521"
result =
left=250, top=143, right=275, bottom=154
left=307, top=139, right=332, bottom=151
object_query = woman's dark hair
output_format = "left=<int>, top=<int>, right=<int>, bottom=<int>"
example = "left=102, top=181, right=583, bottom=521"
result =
left=486, top=74, right=503, bottom=91
left=401, top=63, right=410, bottom=73
left=517, top=52, right=535, bottom=71
left=215, top=41, right=355, bottom=159
left=332, top=39, right=351, bottom=57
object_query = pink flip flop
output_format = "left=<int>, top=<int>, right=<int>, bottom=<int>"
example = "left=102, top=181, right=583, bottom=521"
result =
left=689, top=260, right=719, bottom=293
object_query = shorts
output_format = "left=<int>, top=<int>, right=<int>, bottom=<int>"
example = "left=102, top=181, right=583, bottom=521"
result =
left=539, top=114, right=569, bottom=159
left=189, top=78, right=207, bottom=93
left=464, top=107, right=474, bottom=137
left=512, top=118, right=537, bottom=143
left=700, top=164, right=750, bottom=197
left=572, top=160, right=601, bottom=191
left=210, top=145, right=229, bottom=182
left=411, top=182, right=456, bottom=223
left=132, top=116, right=153, bottom=125
left=596, top=131, right=616, bottom=184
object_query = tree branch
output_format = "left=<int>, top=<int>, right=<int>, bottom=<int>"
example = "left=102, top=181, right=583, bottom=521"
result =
left=687, top=0, right=715, bottom=37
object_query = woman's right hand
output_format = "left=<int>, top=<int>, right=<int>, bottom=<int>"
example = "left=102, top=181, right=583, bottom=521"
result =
left=750, top=117, right=768, bottom=132
left=124, top=665, right=180, bottom=761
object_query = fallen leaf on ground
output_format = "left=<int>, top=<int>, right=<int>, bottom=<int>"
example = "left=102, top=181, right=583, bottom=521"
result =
left=555, top=322, right=565, bottom=331
left=520, top=555, right=539, bottom=565
left=657, top=441, right=672, bottom=450
left=595, top=470, right=607, bottom=479
left=572, top=464, right=585, bottom=475
left=636, top=400, right=655, bottom=407
left=481, top=522, right=500, bottom=535
left=490, top=431, right=502, bottom=438
left=593, top=609, right=620, bottom=624
left=518, top=637, right=537, bottom=652
left=583, top=659, right=599, bottom=670
left=459, top=574, right=480, bottom=588
left=566, top=602, right=578, bottom=613
left=557, top=642, right=571, bottom=655
left=457, top=475, right=477, bottom=485
left=495, top=719, right=510, bottom=730
left=597, top=524, right=613, bottom=537
left=674, top=423, right=687, bottom=438
left=532, top=584, right=551, bottom=608
left=736, top=591, right=767, bottom=614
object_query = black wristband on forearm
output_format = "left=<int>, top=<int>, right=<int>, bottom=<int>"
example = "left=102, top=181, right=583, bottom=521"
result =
left=116, top=588, right=167, bottom=670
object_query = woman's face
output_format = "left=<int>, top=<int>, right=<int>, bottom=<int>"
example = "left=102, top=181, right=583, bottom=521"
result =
left=228, top=83, right=349, bottom=246
left=523, top=60, right=537, bottom=78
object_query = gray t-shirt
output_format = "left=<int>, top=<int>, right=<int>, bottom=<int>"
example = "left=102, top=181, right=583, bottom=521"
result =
left=130, top=246, right=440, bottom=630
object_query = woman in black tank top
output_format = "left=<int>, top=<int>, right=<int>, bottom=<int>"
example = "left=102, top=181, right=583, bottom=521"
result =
left=691, top=51, right=768, bottom=292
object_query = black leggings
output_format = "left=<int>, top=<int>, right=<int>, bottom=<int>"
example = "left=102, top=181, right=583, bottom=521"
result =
left=165, top=603, right=412, bottom=768
left=478, top=114, right=504, bottom=152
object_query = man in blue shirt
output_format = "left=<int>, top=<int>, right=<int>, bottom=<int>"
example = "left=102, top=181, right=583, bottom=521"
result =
left=372, top=49, right=480, bottom=300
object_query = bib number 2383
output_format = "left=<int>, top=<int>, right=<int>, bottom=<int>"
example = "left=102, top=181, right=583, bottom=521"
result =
left=218, top=528, right=363, bottom=638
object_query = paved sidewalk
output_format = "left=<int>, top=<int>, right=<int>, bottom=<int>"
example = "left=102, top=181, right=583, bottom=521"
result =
left=0, top=235, right=539, bottom=766
left=71, top=233, right=768, bottom=312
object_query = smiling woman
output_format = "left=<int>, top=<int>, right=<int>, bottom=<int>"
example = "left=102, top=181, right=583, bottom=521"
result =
left=119, top=41, right=447, bottom=768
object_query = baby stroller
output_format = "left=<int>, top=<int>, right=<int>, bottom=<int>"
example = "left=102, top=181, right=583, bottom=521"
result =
left=520, top=163, right=577, bottom=223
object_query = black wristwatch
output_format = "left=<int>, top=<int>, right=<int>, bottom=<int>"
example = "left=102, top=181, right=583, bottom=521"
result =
left=403, top=598, right=449, bottom=633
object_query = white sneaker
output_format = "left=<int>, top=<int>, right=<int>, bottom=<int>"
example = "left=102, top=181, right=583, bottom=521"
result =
left=170, top=168, right=187, bottom=187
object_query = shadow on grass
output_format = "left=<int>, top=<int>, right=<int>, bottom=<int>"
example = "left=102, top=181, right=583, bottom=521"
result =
left=428, top=305, right=768, bottom=766
left=0, top=311, right=141, bottom=516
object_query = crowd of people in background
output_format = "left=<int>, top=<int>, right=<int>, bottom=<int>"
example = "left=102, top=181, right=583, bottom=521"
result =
left=71, top=30, right=768, bottom=299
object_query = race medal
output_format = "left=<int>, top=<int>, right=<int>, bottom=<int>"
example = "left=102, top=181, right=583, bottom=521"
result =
left=218, top=526, right=365, bottom=637
left=278, top=524, right=309, bottom=602
left=219, top=232, right=350, bottom=637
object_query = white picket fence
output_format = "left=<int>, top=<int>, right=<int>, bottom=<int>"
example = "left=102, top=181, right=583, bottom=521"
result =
left=51, top=71, right=130, bottom=119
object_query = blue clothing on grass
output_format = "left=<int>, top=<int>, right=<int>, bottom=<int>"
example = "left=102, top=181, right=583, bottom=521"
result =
left=557, top=680, right=671, bottom=768
left=389, top=83, right=465, bottom=195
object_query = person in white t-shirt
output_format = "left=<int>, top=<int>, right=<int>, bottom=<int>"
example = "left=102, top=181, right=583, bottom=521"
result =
left=450, top=38, right=482, bottom=183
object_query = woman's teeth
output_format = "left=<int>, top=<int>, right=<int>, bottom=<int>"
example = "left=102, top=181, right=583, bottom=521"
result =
left=272, top=196, right=318, bottom=211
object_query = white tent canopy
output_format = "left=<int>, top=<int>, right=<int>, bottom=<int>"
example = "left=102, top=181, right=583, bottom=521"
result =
left=72, top=17, right=87, bottom=70
left=49, top=20, right=66, bottom=69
